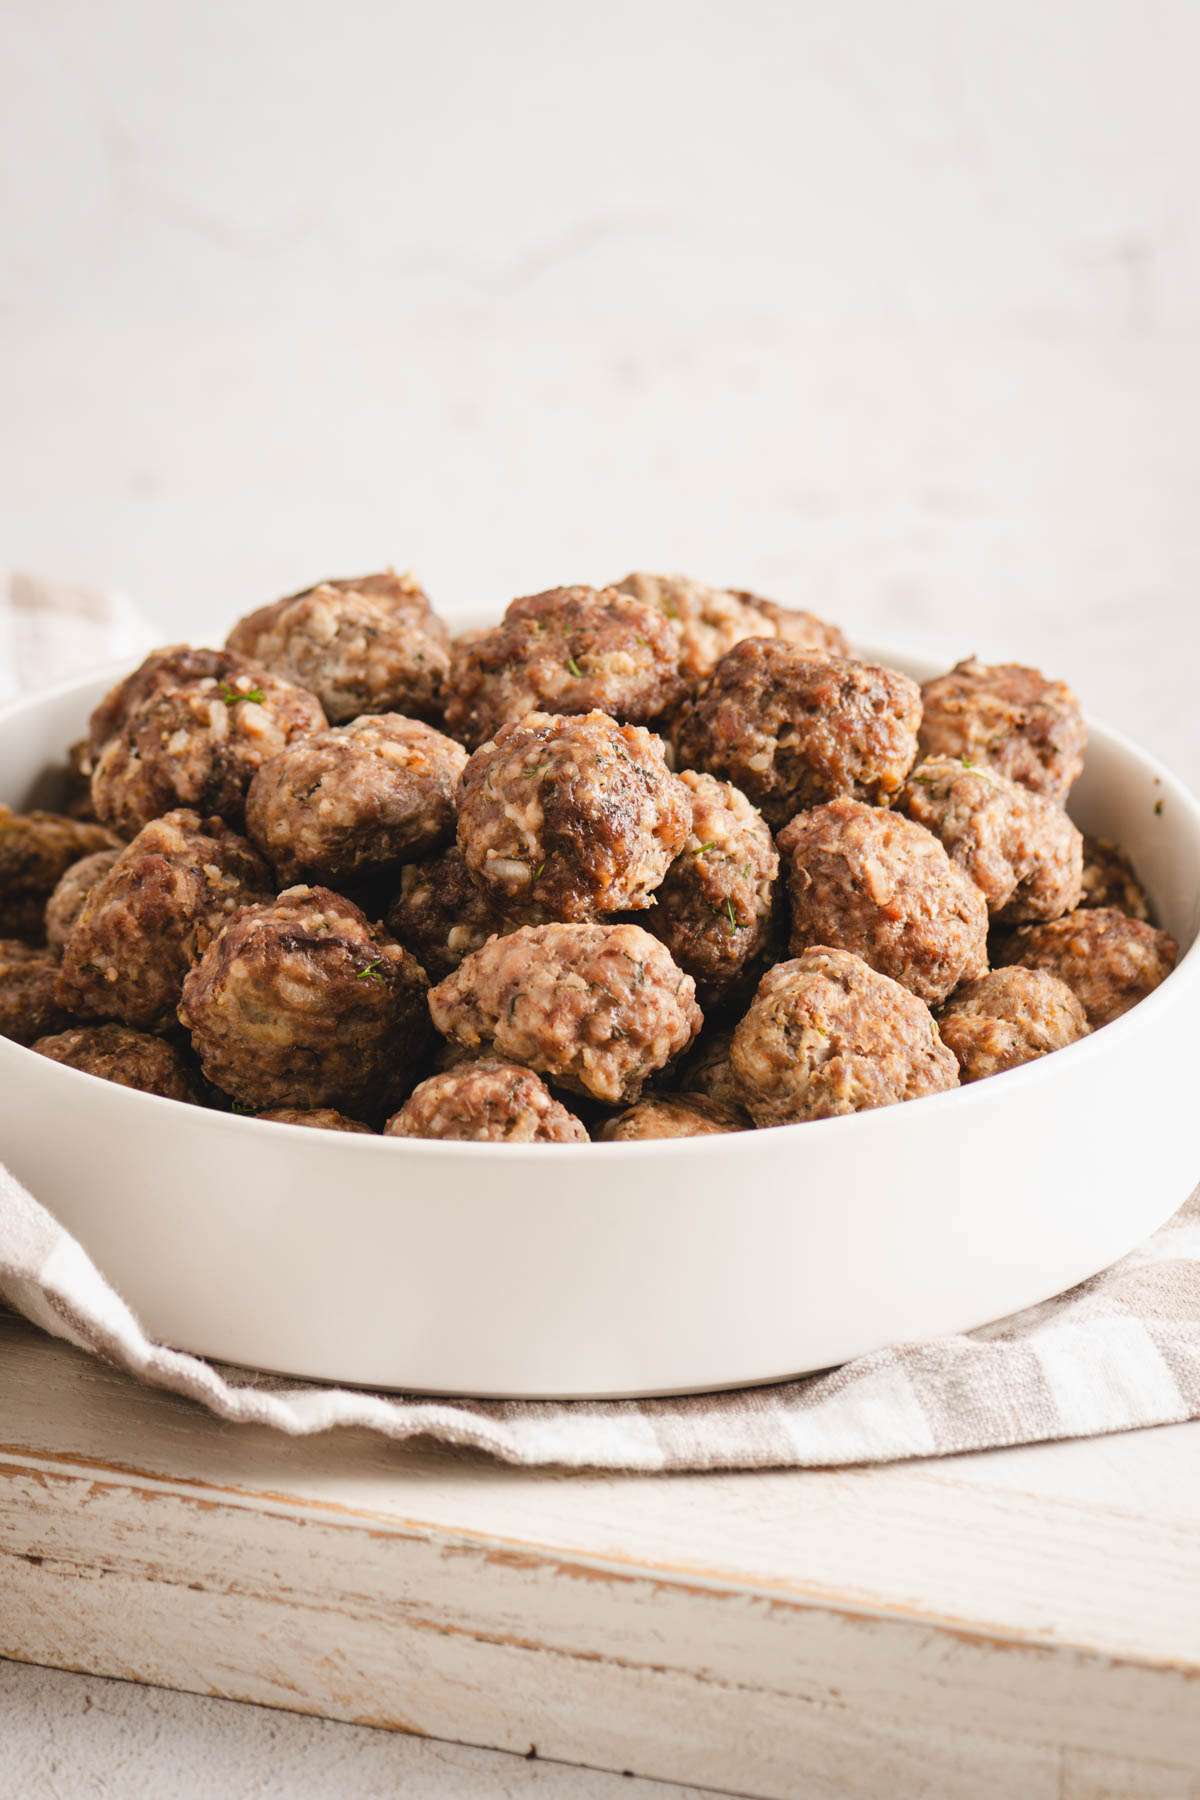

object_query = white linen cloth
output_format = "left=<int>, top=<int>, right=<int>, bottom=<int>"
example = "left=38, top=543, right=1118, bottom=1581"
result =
left=1, top=571, right=1197, bottom=1471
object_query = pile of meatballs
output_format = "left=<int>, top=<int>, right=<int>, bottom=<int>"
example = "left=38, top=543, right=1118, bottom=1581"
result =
left=0, top=569, right=1179, bottom=1143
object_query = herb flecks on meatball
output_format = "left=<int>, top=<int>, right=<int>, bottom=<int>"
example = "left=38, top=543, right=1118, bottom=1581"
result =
left=996, top=905, right=1177, bottom=1028
left=898, top=755, right=1082, bottom=922
left=179, top=885, right=432, bottom=1117
left=428, top=922, right=702, bottom=1105
left=643, top=769, right=778, bottom=1008
left=57, top=810, right=272, bottom=1032
left=918, top=658, right=1086, bottom=804
left=731, top=947, right=959, bottom=1126
left=444, top=586, right=684, bottom=748
left=0, top=939, right=74, bottom=1044
left=778, top=798, right=989, bottom=1005
left=227, top=571, right=450, bottom=725
left=673, top=642, right=920, bottom=827
left=246, top=713, right=467, bottom=886
left=34, top=1024, right=203, bottom=1102
left=1080, top=836, right=1151, bottom=922
left=456, top=711, right=691, bottom=921
left=386, top=1059, right=589, bottom=1143
left=598, top=1092, right=747, bottom=1140
left=938, top=968, right=1089, bottom=1084
left=0, top=806, right=122, bottom=944
left=90, top=655, right=326, bottom=836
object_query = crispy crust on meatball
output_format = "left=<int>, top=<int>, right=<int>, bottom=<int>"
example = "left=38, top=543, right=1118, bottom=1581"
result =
left=938, top=967, right=1089, bottom=1084
left=778, top=799, right=989, bottom=1004
left=0, top=807, right=122, bottom=943
left=731, top=947, right=959, bottom=1126
left=179, top=886, right=432, bottom=1116
left=456, top=711, right=691, bottom=920
left=597, top=1092, right=746, bottom=1140
left=227, top=572, right=450, bottom=725
left=673, top=643, right=921, bottom=827
left=898, top=756, right=1082, bottom=922
left=429, top=922, right=702, bottom=1104
left=44, top=849, right=121, bottom=951
left=385, top=1059, right=589, bottom=1143
left=34, top=1024, right=203, bottom=1102
left=92, top=660, right=326, bottom=837
left=57, top=810, right=273, bottom=1031
left=643, top=770, right=778, bottom=1007
left=246, top=714, right=467, bottom=885
left=918, top=658, right=1086, bottom=803
left=444, top=586, right=684, bottom=748
left=1081, top=836, right=1151, bottom=922
left=385, top=846, right=522, bottom=981
left=88, top=647, right=251, bottom=758
left=0, top=940, right=75, bottom=1044
left=996, top=905, right=1177, bottom=1028
left=256, top=1107, right=374, bottom=1132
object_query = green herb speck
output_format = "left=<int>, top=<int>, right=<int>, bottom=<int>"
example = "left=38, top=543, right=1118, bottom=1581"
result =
left=356, top=959, right=386, bottom=983
left=219, top=682, right=266, bottom=706
left=566, top=656, right=585, bottom=678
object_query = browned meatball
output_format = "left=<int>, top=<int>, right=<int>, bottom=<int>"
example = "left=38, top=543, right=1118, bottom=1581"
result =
left=34, top=1024, right=203, bottom=1102
left=245, top=714, right=467, bottom=885
left=57, top=810, right=273, bottom=1031
left=643, top=770, right=778, bottom=1007
left=456, top=712, right=691, bottom=920
left=674, top=1026, right=744, bottom=1112
left=597, top=1092, right=747, bottom=1140
left=91, top=659, right=327, bottom=836
left=613, top=572, right=775, bottom=682
left=731, top=947, right=959, bottom=1126
left=256, top=1107, right=374, bottom=1132
left=673, top=642, right=921, bottom=827
left=385, top=846, right=520, bottom=980
left=227, top=571, right=450, bottom=725
left=0, top=806, right=122, bottom=943
left=179, top=886, right=432, bottom=1116
left=938, top=968, right=1089, bottom=1083
left=778, top=799, right=989, bottom=1004
left=898, top=756, right=1082, bottom=923
left=996, top=906, right=1177, bottom=1028
left=63, top=739, right=100, bottom=820
left=1081, top=836, right=1151, bottom=921
left=44, top=849, right=121, bottom=951
left=429, top=922, right=702, bottom=1104
left=444, top=586, right=684, bottom=748
left=0, top=940, right=74, bottom=1044
left=88, top=646, right=250, bottom=758
left=385, top=1059, right=589, bottom=1143
left=918, top=658, right=1086, bottom=803
left=734, top=593, right=849, bottom=657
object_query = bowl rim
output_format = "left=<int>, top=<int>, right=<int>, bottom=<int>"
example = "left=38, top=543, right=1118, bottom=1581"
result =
left=3, top=649, right=1199, bottom=1163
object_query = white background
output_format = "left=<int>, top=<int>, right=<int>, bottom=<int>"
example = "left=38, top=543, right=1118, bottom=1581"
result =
left=2, top=2, right=1198, bottom=1793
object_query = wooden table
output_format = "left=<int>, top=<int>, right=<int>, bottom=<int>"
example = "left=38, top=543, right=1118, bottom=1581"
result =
left=3, top=1309, right=1199, bottom=1798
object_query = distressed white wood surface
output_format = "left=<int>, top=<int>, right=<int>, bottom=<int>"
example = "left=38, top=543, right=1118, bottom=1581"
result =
left=3, top=1312, right=1200, bottom=1798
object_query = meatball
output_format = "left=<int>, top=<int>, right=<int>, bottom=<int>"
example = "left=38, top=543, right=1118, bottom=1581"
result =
left=643, top=770, right=778, bottom=1007
left=226, top=571, right=450, bottom=725
left=456, top=711, right=691, bottom=920
left=179, top=886, right=432, bottom=1116
left=778, top=799, right=989, bottom=1004
left=597, top=1093, right=746, bottom=1141
left=673, top=642, right=921, bottom=827
left=938, top=968, right=1089, bottom=1084
left=918, top=658, right=1086, bottom=803
left=385, top=1059, right=589, bottom=1143
left=898, top=756, right=1082, bottom=922
left=57, top=810, right=273, bottom=1031
left=385, top=846, right=520, bottom=980
left=1081, top=836, right=1151, bottom=922
left=429, top=922, right=702, bottom=1104
left=734, top=593, right=849, bottom=657
left=44, top=849, right=120, bottom=951
left=91, top=659, right=326, bottom=837
left=63, top=739, right=100, bottom=820
left=88, top=646, right=251, bottom=759
left=996, top=905, right=1177, bottom=1028
left=731, top=947, right=959, bottom=1126
left=246, top=714, right=467, bottom=885
left=256, top=1107, right=374, bottom=1132
left=613, top=572, right=775, bottom=682
left=0, top=940, right=74, bottom=1044
left=33, top=1024, right=203, bottom=1102
left=674, top=1026, right=743, bottom=1112
left=0, top=806, right=122, bottom=943
left=443, top=586, right=684, bottom=748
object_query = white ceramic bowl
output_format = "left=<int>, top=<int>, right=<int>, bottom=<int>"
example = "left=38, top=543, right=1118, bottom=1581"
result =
left=2, top=653, right=1198, bottom=1397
